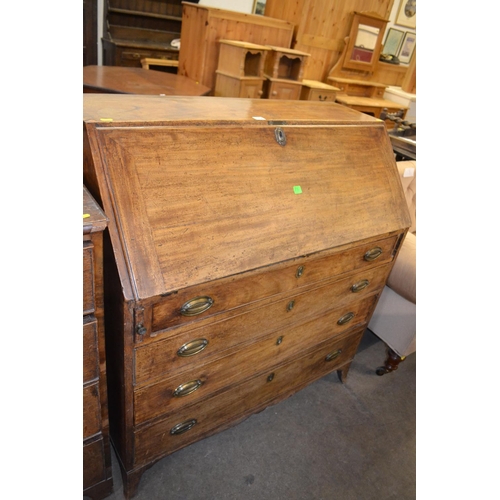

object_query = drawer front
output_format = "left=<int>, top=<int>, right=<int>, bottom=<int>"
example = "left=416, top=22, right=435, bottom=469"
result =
left=83, top=242, right=95, bottom=315
left=338, top=83, right=372, bottom=97
left=150, top=235, right=399, bottom=334
left=83, top=437, right=105, bottom=490
left=83, top=316, right=99, bottom=383
left=136, top=264, right=390, bottom=385
left=134, top=295, right=377, bottom=424
left=267, top=81, right=302, bottom=100
left=240, top=80, right=264, bottom=98
left=83, top=383, right=101, bottom=438
left=306, top=89, right=337, bottom=102
left=134, top=327, right=364, bottom=466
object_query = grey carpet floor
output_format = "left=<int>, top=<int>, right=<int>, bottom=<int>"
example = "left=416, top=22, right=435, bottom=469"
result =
left=103, top=329, right=416, bottom=500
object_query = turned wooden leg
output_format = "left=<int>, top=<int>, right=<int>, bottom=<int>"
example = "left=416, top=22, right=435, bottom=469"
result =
left=337, top=363, right=351, bottom=383
left=376, top=348, right=406, bottom=376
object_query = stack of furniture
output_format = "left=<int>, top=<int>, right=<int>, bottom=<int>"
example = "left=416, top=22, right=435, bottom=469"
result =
left=214, top=40, right=270, bottom=98
left=263, top=46, right=310, bottom=99
left=83, top=94, right=411, bottom=498
left=325, top=11, right=408, bottom=125
left=177, top=2, right=294, bottom=92
left=83, top=186, right=113, bottom=499
left=102, top=0, right=182, bottom=68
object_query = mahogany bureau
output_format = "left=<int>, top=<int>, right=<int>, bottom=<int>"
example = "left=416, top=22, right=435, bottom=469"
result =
left=83, top=95, right=412, bottom=498
left=83, top=186, right=113, bottom=499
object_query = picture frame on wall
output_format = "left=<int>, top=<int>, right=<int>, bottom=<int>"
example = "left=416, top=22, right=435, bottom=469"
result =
left=396, top=0, right=416, bottom=29
left=383, top=28, right=405, bottom=56
left=253, top=0, right=267, bottom=15
left=398, top=32, right=416, bottom=64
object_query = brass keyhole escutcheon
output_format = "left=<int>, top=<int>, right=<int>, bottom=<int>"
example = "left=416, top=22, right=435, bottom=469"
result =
left=274, top=127, right=287, bottom=146
left=296, top=265, right=304, bottom=278
left=287, top=300, right=295, bottom=312
left=267, top=373, right=275, bottom=382
left=276, top=336, right=284, bottom=345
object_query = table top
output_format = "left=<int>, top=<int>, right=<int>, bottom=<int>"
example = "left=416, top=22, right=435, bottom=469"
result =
left=327, top=76, right=387, bottom=88
left=335, top=94, right=409, bottom=109
left=83, top=66, right=211, bottom=96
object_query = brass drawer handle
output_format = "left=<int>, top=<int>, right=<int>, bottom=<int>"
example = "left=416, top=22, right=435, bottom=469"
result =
left=296, top=265, right=305, bottom=278
left=173, top=379, right=203, bottom=398
left=177, top=338, right=209, bottom=357
left=287, top=300, right=295, bottom=312
left=351, top=279, right=369, bottom=293
left=170, top=419, right=197, bottom=435
left=325, top=349, right=342, bottom=362
left=180, top=296, right=214, bottom=316
left=337, top=312, right=355, bottom=325
left=364, top=247, right=383, bottom=261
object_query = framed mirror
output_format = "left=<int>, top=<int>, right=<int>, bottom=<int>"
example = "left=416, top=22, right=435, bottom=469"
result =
left=343, top=12, right=389, bottom=72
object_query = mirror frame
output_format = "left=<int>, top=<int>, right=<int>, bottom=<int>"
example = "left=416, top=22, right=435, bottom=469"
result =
left=343, top=12, right=389, bottom=72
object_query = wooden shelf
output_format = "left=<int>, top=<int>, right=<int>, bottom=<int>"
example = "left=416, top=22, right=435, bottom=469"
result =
left=108, top=7, right=182, bottom=22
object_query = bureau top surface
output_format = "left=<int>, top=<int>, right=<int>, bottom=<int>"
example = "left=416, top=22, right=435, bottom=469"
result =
left=83, top=95, right=411, bottom=301
left=83, top=95, right=380, bottom=125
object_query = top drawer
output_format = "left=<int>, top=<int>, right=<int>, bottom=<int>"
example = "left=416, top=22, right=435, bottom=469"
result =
left=149, top=234, right=401, bottom=334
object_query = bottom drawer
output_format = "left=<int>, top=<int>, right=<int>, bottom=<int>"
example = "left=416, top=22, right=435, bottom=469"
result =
left=133, top=326, right=364, bottom=466
left=83, top=436, right=105, bottom=489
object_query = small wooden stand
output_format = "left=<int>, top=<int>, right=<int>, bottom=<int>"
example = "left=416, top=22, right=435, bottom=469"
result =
left=300, top=79, right=340, bottom=102
left=214, top=40, right=270, bottom=98
left=263, top=46, right=310, bottom=100
left=334, top=95, right=408, bottom=121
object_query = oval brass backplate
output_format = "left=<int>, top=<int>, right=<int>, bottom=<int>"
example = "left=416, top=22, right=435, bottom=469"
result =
left=177, top=338, right=209, bottom=357
left=180, top=296, right=214, bottom=317
left=337, top=312, right=355, bottom=325
left=364, top=247, right=383, bottom=262
left=351, top=279, right=369, bottom=293
left=325, top=349, right=342, bottom=362
left=173, top=379, right=203, bottom=397
left=170, top=419, right=197, bottom=435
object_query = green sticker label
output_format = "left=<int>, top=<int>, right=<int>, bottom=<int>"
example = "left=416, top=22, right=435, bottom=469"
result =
left=293, top=186, right=302, bottom=194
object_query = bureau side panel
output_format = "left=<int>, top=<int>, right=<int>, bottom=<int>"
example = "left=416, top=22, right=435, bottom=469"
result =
left=103, top=231, right=136, bottom=470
